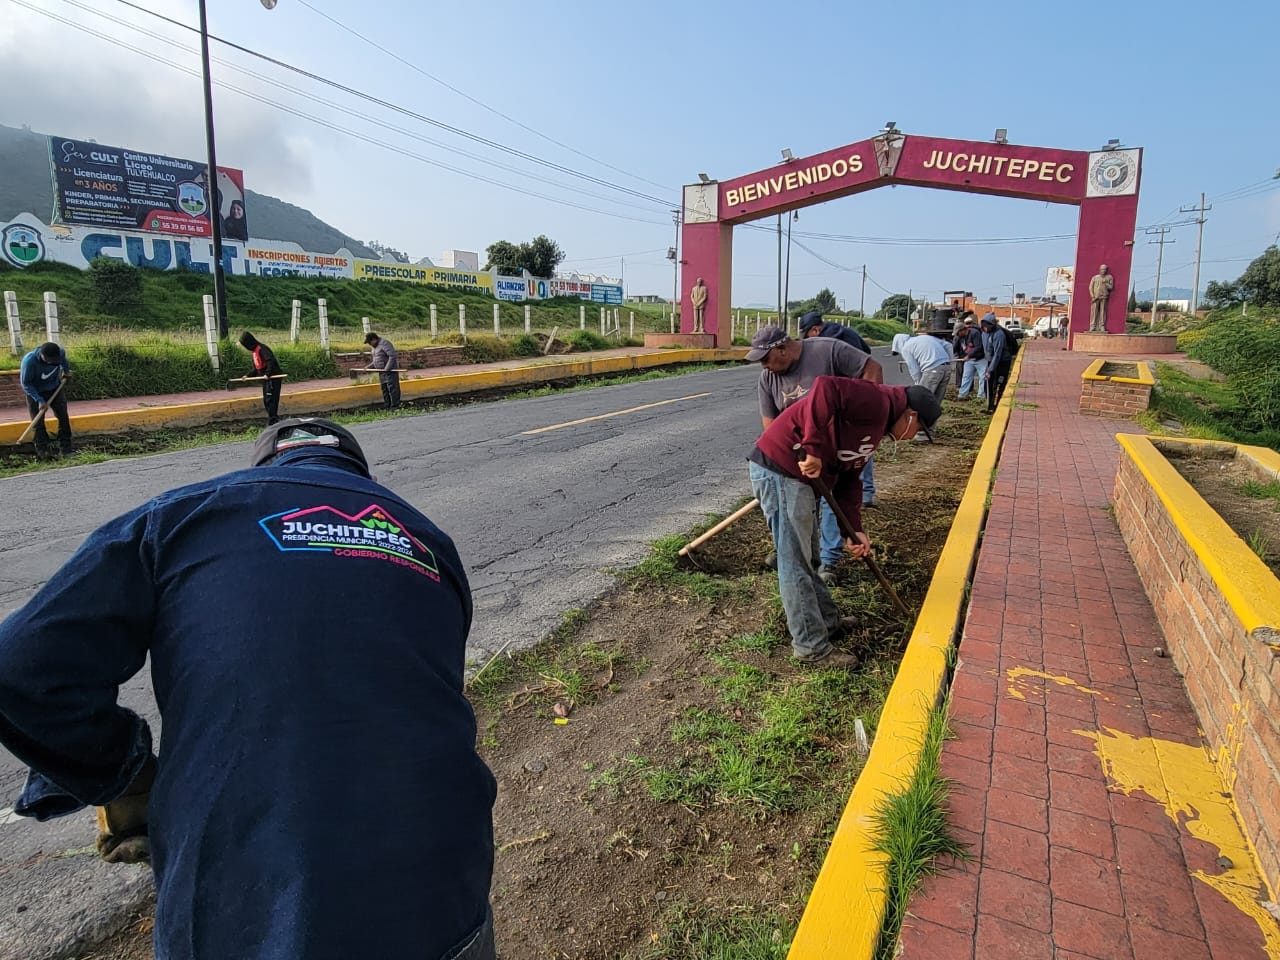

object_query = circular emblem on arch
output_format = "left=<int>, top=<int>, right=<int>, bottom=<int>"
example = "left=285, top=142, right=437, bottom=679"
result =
left=1086, top=149, right=1140, bottom=197
left=2, top=223, right=45, bottom=268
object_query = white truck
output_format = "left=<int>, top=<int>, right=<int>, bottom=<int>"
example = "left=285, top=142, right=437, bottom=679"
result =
left=999, top=318, right=1025, bottom=340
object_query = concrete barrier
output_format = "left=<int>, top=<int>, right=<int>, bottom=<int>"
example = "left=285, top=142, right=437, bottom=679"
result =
left=1113, top=434, right=1280, bottom=892
left=0, top=349, right=747, bottom=445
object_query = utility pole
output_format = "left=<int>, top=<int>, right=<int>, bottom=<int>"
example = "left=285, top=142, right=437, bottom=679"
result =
left=197, top=0, right=228, bottom=339
left=783, top=212, right=796, bottom=333
left=1179, top=193, right=1212, bottom=313
left=1006, top=283, right=1016, bottom=322
left=776, top=214, right=783, bottom=325
left=860, top=264, right=867, bottom=315
left=670, top=209, right=681, bottom=330
left=1146, top=227, right=1175, bottom=330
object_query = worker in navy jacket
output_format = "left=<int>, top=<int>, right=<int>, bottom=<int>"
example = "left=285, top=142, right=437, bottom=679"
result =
left=0, top=418, right=497, bottom=960
left=19, top=340, right=72, bottom=457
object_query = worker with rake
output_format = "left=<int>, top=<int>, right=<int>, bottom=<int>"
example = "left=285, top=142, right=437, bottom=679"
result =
left=749, top=375, right=941, bottom=668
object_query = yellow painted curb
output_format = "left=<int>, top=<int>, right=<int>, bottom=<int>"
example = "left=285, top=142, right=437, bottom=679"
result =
left=0, top=348, right=746, bottom=445
left=1082, top=357, right=1155, bottom=385
left=786, top=351, right=1024, bottom=958
left=1116, top=433, right=1280, bottom=640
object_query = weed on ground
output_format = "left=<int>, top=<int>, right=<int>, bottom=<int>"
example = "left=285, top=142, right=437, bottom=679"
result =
left=469, top=396, right=987, bottom=959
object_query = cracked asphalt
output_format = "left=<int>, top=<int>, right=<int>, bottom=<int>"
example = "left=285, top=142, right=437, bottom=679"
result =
left=0, top=353, right=903, bottom=958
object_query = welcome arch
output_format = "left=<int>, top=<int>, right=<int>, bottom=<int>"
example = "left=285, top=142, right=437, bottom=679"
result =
left=678, top=133, right=1142, bottom=346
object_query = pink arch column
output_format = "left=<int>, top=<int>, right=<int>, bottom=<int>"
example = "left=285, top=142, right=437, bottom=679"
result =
left=1068, top=194, right=1139, bottom=338
left=681, top=221, right=733, bottom=346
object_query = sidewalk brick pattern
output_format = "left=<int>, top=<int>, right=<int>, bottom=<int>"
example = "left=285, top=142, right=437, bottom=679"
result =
left=900, top=341, right=1276, bottom=959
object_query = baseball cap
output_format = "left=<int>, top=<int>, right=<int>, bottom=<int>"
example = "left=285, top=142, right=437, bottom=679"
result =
left=746, top=325, right=789, bottom=361
left=797, top=311, right=824, bottom=335
left=251, top=417, right=369, bottom=474
left=904, top=385, right=943, bottom=441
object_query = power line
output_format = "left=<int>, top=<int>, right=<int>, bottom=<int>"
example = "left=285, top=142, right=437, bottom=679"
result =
left=52, top=0, right=670, bottom=217
left=11, top=0, right=671, bottom=227
left=293, top=0, right=671, bottom=194
left=101, top=0, right=675, bottom=208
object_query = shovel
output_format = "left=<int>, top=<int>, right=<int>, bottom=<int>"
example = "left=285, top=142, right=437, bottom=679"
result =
left=16, top=376, right=68, bottom=445
left=798, top=453, right=911, bottom=618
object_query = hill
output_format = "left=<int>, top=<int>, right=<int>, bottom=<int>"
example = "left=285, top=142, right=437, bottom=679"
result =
left=0, top=122, right=376, bottom=258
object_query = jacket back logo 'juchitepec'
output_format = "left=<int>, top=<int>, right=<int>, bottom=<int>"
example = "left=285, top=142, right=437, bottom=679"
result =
left=258, top=502, right=440, bottom=580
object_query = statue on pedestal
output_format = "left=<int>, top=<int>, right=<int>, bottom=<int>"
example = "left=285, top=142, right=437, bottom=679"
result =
left=690, top=277, right=708, bottom=334
left=1089, top=265, right=1114, bottom=332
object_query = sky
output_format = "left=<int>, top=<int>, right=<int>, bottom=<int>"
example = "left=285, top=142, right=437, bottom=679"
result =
left=1, top=0, right=1277, bottom=311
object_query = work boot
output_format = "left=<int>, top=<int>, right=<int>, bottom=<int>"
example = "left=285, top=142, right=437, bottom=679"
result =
left=764, top=551, right=777, bottom=570
left=817, top=564, right=837, bottom=586
left=797, top=649, right=860, bottom=670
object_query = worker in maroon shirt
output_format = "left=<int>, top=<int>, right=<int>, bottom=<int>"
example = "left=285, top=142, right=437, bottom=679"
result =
left=749, top=376, right=942, bottom=667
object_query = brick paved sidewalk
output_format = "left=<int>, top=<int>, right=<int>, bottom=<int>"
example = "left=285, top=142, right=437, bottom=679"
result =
left=901, top=341, right=1279, bottom=959
left=0, top=346, right=659, bottom=425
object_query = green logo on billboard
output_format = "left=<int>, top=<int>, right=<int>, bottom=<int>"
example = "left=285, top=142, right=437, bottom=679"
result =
left=2, top=224, right=45, bottom=268
left=177, top=182, right=207, bottom=217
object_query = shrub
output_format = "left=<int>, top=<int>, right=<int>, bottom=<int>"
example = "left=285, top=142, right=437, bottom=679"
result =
left=460, top=335, right=512, bottom=363
left=566, top=329, right=609, bottom=351
left=88, top=258, right=143, bottom=315
left=1188, top=315, right=1280, bottom=430
left=509, top=333, right=541, bottom=357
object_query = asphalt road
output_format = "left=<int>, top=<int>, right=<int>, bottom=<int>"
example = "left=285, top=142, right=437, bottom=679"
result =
left=0, top=349, right=905, bottom=958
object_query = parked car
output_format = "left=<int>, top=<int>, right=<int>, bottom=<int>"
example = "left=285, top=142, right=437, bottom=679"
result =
left=1031, top=317, right=1063, bottom=338
left=999, top=318, right=1026, bottom=340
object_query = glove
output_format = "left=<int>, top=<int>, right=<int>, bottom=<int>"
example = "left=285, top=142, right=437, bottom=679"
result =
left=96, top=755, right=156, bottom=865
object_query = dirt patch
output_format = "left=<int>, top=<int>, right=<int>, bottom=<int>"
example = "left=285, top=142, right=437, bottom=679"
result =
left=1167, top=453, right=1280, bottom=577
left=1099, top=361, right=1139, bottom=379
left=475, top=400, right=989, bottom=958
left=62, top=399, right=990, bottom=960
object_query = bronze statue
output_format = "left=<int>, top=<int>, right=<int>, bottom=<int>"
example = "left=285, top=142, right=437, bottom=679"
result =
left=690, top=277, right=709, bottom=334
left=1089, top=265, right=1114, bottom=332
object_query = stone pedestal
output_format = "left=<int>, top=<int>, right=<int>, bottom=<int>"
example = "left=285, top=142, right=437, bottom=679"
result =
left=644, top=333, right=718, bottom=349
left=1072, top=333, right=1178, bottom=354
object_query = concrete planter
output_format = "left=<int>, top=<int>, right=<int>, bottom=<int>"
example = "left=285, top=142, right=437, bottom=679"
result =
left=1079, top=358, right=1154, bottom=418
left=1113, top=434, right=1280, bottom=891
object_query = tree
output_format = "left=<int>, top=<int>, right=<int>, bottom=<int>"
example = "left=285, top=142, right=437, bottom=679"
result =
left=874, top=293, right=914, bottom=321
left=484, top=235, right=566, bottom=278
left=1203, top=279, right=1242, bottom=308
left=1127, top=288, right=1138, bottom=312
left=1237, top=245, right=1280, bottom=306
left=484, top=240, right=523, bottom=276
left=523, top=235, right=565, bottom=279
left=810, top=287, right=838, bottom=315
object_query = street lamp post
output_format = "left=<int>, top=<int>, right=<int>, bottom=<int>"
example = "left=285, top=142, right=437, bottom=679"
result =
left=196, top=0, right=229, bottom=339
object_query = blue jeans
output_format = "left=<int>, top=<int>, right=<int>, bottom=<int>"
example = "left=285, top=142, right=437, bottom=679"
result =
left=818, top=459, right=872, bottom=566
left=959, top=357, right=987, bottom=399
left=750, top=462, right=841, bottom=659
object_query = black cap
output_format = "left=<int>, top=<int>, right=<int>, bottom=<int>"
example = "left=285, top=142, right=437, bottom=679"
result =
left=251, top=418, right=369, bottom=474
left=36, top=341, right=60, bottom=360
left=904, top=385, right=942, bottom=441
left=797, top=311, right=824, bottom=334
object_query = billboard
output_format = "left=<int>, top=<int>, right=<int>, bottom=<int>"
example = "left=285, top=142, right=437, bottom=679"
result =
left=48, top=135, right=247, bottom=239
left=0, top=213, right=354, bottom=279
left=1045, top=266, right=1074, bottom=299
left=353, top=260, right=495, bottom=295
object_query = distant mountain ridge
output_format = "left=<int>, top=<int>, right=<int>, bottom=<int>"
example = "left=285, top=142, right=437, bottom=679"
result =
left=0, top=122, right=375, bottom=258
left=1136, top=286, right=1196, bottom=301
